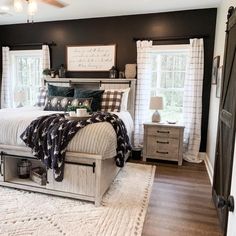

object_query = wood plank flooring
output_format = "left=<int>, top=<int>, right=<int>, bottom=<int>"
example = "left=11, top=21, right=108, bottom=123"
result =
left=133, top=160, right=223, bottom=236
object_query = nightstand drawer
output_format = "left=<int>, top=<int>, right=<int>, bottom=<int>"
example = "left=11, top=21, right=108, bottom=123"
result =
left=147, top=126, right=179, bottom=139
left=146, top=136, right=179, bottom=159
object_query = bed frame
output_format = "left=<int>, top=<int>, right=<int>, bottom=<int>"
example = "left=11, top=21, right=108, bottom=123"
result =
left=0, top=78, right=136, bottom=206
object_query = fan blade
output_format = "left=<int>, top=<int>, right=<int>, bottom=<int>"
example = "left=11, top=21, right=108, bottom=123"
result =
left=40, top=0, right=68, bottom=8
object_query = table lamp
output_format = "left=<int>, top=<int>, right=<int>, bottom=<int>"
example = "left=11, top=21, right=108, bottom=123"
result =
left=149, top=96, right=163, bottom=122
left=14, top=89, right=27, bottom=107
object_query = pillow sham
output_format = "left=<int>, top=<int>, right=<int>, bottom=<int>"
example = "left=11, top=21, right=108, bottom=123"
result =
left=101, top=91, right=123, bottom=112
left=74, top=89, right=104, bottom=111
left=36, top=87, right=48, bottom=107
left=103, top=88, right=130, bottom=111
left=48, top=84, right=74, bottom=97
left=44, top=96, right=92, bottom=112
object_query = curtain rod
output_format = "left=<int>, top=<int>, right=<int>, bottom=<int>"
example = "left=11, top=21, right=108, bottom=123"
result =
left=3, top=41, right=56, bottom=48
left=133, top=35, right=209, bottom=42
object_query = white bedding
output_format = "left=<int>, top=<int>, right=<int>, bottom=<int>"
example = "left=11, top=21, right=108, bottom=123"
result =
left=0, top=107, right=134, bottom=159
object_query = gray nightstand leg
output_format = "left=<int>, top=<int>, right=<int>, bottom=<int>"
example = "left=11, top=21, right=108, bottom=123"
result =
left=143, top=156, right=146, bottom=162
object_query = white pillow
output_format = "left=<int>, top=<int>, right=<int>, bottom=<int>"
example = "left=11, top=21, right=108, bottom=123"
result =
left=102, top=88, right=130, bottom=111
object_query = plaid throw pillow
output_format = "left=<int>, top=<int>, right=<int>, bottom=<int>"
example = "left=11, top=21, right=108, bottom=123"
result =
left=36, top=87, right=48, bottom=107
left=101, top=91, right=123, bottom=112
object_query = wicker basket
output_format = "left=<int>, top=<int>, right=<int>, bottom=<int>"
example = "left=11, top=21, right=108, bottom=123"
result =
left=30, top=167, right=47, bottom=186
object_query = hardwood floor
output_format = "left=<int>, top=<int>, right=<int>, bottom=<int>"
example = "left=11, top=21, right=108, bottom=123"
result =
left=134, top=160, right=223, bottom=236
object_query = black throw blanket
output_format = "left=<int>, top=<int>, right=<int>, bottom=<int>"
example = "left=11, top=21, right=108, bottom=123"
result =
left=20, top=112, right=131, bottom=181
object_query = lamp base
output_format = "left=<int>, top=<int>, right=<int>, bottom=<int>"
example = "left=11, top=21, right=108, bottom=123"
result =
left=152, top=110, right=161, bottom=123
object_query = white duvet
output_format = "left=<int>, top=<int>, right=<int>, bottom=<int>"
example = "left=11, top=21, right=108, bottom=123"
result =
left=0, top=107, right=134, bottom=159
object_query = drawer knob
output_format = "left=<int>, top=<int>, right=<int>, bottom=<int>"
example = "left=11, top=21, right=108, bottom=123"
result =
left=156, top=150, right=169, bottom=154
left=157, top=130, right=170, bottom=134
left=157, top=141, right=169, bottom=144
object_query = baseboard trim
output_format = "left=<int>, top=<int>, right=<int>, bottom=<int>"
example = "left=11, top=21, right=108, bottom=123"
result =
left=199, top=152, right=213, bottom=185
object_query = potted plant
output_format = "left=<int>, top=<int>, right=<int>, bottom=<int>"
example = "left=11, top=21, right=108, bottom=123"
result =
left=67, top=105, right=77, bottom=116
left=42, top=68, right=51, bottom=77
left=67, top=105, right=91, bottom=117
left=77, top=104, right=91, bottom=113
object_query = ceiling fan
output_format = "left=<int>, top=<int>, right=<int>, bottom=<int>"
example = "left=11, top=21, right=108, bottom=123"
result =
left=0, top=0, right=68, bottom=22
left=11, top=0, right=68, bottom=22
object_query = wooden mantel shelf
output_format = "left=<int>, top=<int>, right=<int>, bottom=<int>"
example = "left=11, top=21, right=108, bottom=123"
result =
left=44, top=78, right=136, bottom=84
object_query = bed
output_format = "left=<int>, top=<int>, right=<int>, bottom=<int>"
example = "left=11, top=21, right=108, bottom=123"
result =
left=0, top=78, right=136, bottom=206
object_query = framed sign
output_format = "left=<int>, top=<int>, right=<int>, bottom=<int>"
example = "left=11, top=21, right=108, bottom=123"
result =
left=66, top=44, right=116, bottom=72
left=212, top=56, right=220, bottom=84
left=216, top=66, right=223, bottom=98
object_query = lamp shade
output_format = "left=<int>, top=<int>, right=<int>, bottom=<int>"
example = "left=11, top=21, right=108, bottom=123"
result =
left=14, top=90, right=27, bottom=103
left=149, top=96, right=163, bottom=110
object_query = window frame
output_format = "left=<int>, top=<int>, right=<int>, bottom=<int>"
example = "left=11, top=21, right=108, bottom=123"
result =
left=150, top=44, right=190, bottom=122
left=10, top=49, right=43, bottom=107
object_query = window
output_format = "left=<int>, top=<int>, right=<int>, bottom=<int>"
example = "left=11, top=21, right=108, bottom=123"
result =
left=150, top=45, right=189, bottom=122
left=10, top=50, right=42, bottom=107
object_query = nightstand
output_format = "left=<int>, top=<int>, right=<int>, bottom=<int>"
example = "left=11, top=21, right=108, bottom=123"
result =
left=143, top=122, right=184, bottom=165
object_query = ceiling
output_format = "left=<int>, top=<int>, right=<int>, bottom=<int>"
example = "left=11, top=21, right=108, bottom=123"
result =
left=0, top=0, right=221, bottom=25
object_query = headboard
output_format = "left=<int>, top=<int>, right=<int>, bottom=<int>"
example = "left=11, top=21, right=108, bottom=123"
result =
left=44, top=78, right=136, bottom=119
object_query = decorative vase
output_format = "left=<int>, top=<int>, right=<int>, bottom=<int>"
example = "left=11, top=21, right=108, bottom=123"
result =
left=59, top=64, right=66, bottom=78
left=109, top=66, right=118, bottom=78
left=125, top=64, right=137, bottom=78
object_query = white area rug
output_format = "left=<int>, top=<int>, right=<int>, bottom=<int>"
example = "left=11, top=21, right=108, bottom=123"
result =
left=0, top=163, right=155, bottom=236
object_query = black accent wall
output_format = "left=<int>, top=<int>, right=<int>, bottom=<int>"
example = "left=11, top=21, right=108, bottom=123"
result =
left=0, top=8, right=217, bottom=151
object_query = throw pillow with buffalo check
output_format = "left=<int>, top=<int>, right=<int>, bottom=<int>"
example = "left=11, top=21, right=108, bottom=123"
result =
left=36, top=87, right=48, bottom=107
left=101, top=91, right=123, bottom=112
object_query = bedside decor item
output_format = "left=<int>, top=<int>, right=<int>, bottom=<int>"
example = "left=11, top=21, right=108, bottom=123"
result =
left=109, top=66, right=118, bottom=78
left=14, top=89, right=27, bottom=107
left=17, top=159, right=32, bottom=179
left=59, top=64, right=66, bottom=78
left=119, top=71, right=125, bottom=78
left=76, top=108, right=88, bottom=117
left=67, top=105, right=77, bottom=116
left=42, top=68, right=51, bottom=77
left=149, top=96, right=163, bottom=123
left=30, top=167, right=47, bottom=186
left=131, top=147, right=142, bottom=160
left=67, top=44, right=116, bottom=71
left=50, top=69, right=56, bottom=78
left=212, top=56, right=220, bottom=84
left=125, top=64, right=137, bottom=78
left=216, top=66, right=223, bottom=98
left=167, top=120, right=177, bottom=124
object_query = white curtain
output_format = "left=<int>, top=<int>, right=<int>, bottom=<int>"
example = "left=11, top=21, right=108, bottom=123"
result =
left=183, top=38, right=204, bottom=163
left=134, top=40, right=153, bottom=147
left=1, top=47, right=12, bottom=108
left=42, top=45, right=50, bottom=71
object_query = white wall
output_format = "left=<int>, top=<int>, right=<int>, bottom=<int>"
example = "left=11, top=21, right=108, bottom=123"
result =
left=227, top=136, right=236, bottom=236
left=206, top=0, right=236, bottom=170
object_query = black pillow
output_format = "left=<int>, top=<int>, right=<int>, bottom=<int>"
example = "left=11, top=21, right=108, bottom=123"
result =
left=44, top=96, right=93, bottom=111
left=48, top=84, right=74, bottom=97
left=74, top=89, right=104, bottom=111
